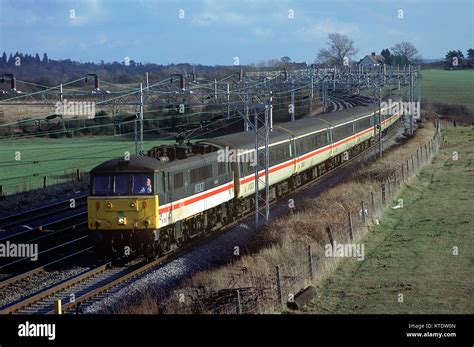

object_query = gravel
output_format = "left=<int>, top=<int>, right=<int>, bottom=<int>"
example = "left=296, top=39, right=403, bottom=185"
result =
left=0, top=267, right=90, bottom=308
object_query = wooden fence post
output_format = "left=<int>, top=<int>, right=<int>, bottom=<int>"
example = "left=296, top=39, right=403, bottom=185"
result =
left=361, top=201, right=367, bottom=226
left=347, top=212, right=354, bottom=241
left=236, top=290, right=242, bottom=314
left=381, top=183, right=386, bottom=205
left=326, top=226, right=334, bottom=249
left=275, top=266, right=282, bottom=306
left=387, top=177, right=392, bottom=198
left=307, top=245, right=313, bottom=281
left=371, top=191, right=375, bottom=221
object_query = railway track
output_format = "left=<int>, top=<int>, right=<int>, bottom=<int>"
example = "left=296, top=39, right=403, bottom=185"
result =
left=0, top=194, right=87, bottom=232
left=0, top=195, right=87, bottom=237
left=0, top=246, right=94, bottom=290
left=0, top=247, right=95, bottom=309
left=0, top=213, right=89, bottom=273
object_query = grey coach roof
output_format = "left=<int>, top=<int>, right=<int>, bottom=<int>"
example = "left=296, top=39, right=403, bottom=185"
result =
left=201, top=127, right=292, bottom=151
left=93, top=97, right=405, bottom=173
left=202, top=99, right=397, bottom=150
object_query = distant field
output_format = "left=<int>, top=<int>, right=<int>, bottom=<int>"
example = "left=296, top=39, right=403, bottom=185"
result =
left=307, top=126, right=474, bottom=313
left=421, top=69, right=474, bottom=110
left=0, top=135, right=174, bottom=194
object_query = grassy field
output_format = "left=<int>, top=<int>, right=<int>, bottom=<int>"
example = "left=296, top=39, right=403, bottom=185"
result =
left=421, top=69, right=474, bottom=110
left=307, top=126, right=474, bottom=313
left=0, top=135, right=174, bottom=194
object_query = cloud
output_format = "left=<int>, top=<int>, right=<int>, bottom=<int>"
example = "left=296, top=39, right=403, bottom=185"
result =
left=68, top=0, right=103, bottom=27
left=191, top=0, right=259, bottom=27
left=254, top=27, right=273, bottom=39
left=296, top=19, right=360, bottom=41
left=192, top=10, right=256, bottom=27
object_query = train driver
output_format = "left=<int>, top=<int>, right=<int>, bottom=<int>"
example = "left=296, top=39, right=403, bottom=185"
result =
left=139, top=177, right=153, bottom=194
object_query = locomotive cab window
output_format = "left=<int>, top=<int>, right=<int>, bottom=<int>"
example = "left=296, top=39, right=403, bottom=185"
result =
left=92, top=175, right=112, bottom=195
left=92, top=174, right=154, bottom=196
left=114, top=174, right=130, bottom=195
left=132, top=174, right=154, bottom=194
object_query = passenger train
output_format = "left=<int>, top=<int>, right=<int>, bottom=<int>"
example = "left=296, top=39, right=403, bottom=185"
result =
left=87, top=96, right=402, bottom=256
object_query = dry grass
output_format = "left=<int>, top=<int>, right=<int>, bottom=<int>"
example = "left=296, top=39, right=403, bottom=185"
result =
left=114, top=113, right=439, bottom=315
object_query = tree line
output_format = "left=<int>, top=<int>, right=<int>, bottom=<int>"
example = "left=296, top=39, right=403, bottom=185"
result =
left=315, top=33, right=473, bottom=69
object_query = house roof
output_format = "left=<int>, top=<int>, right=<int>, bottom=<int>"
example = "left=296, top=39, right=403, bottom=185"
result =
left=359, top=54, right=386, bottom=65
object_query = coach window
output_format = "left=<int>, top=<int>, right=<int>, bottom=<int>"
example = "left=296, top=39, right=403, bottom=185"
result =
left=218, top=162, right=226, bottom=176
left=92, top=175, right=111, bottom=195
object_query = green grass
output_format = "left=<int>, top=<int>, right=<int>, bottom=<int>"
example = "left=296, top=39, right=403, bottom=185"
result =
left=0, top=135, right=174, bottom=194
left=422, top=69, right=474, bottom=110
left=307, top=126, right=474, bottom=313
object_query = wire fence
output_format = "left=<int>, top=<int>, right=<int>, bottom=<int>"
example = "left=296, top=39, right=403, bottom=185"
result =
left=159, top=122, right=443, bottom=314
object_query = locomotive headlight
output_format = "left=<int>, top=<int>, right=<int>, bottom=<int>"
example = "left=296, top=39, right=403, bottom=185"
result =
left=118, top=217, right=126, bottom=225
left=106, top=202, right=113, bottom=209
left=130, top=202, right=136, bottom=208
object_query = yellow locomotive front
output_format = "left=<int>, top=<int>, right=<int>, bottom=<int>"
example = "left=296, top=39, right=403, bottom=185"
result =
left=87, top=156, right=162, bottom=255
left=88, top=195, right=158, bottom=231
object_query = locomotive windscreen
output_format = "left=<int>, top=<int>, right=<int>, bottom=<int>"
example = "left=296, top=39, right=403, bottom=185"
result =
left=92, top=174, right=155, bottom=196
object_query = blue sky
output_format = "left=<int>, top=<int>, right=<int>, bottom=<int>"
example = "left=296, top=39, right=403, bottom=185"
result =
left=0, top=0, right=472, bottom=65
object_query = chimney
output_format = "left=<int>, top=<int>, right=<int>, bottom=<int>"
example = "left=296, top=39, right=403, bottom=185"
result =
left=371, top=52, right=376, bottom=57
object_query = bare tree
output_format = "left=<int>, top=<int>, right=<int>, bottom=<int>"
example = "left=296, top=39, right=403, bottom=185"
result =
left=391, top=42, right=422, bottom=63
left=316, top=33, right=358, bottom=66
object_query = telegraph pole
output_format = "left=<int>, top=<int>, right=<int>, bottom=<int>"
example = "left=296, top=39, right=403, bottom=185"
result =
left=226, top=83, right=230, bottom=119
left=254, top=108, right=260, bottom=227
left=409, top=66, right=414, bottom=136
left=214, top=78, right=217, bottom=100
left=244, top=80, right=249, bottom=131
left=253, top=103, right=270, bottom=228
left=291, top=76, right=295, bottom=121
left=264, top=104, right=270, bottom=223
left=269, top=90, right=273, bottom=131
left=378, top=87, right=383, bottom=158
left=417, top=65, right=421, bottom=120
left=146, top=72, right=149, bottom=95
left=139, top=83, right=144, bottom=153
